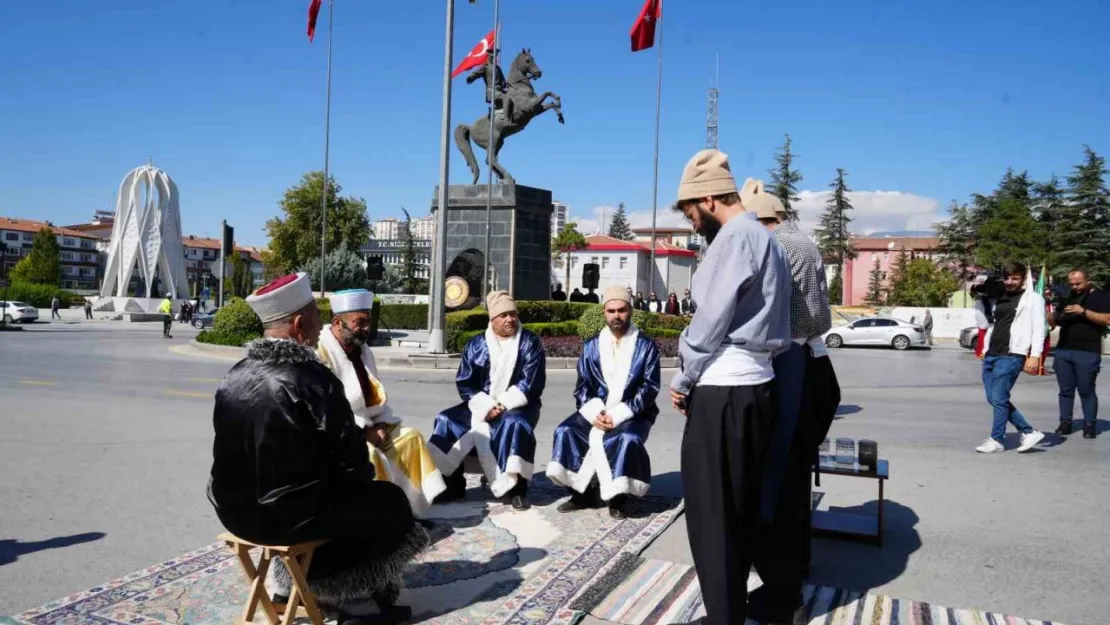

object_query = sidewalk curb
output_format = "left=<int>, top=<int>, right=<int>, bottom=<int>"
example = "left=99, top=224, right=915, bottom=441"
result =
left=186, top=340, right=679, bottom=370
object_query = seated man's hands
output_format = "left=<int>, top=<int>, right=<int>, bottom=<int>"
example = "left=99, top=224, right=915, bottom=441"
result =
left=365, top=425, right=389, bottom=449
left=486, top=403, right=506, bottom=422
left=593, top=411, right=614, bottom=432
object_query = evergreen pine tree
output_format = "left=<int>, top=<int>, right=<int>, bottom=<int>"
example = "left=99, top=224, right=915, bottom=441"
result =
left=401, top=208, right=419, bottom=294
left=974, top=198, right=1046, bottom=270
left=608, top=202, right=634, bottom=240
left=864, top=257, right=885, bottom=306
left=1060, top=146, right=1110, bottom=286
left=815, top=168, right=857, bottom=304
left=1033, top=176, right=1067, bottom=275
left=934, top=201, right=976, bottom=284
left=768, top=134, right=803, bottom=221
left=886, top=247, right=912, bottom=306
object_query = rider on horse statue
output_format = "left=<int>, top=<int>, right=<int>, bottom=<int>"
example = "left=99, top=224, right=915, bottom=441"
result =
left=465, top=50, right=515, bottom=124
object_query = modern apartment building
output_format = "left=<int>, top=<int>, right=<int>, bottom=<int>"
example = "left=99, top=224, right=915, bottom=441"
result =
left=550, top=201, right=568, bottom=238
left=0, top=217, right=102, bottom=290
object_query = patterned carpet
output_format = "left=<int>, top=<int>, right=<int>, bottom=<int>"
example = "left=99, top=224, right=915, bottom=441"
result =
left=569, top=556, right=1068, bottom=625
left=7, top=476, right=683, bottom=625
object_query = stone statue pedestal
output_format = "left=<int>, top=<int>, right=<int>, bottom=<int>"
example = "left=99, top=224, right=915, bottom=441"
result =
left=432, top=184, right=554, bottom=303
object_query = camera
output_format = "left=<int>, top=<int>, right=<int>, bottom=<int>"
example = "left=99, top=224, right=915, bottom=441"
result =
left=970, top=272, right=1005, bottom=300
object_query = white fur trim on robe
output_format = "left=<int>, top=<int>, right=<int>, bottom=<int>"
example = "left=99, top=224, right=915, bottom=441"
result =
left=552, top=325, right=649, bottom=500
left=453, top=327, right=533, bottom=498
left=318, top=328, right=401, bottom=429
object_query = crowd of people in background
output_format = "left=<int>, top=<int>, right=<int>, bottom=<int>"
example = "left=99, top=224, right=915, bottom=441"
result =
left=551, top=283, right=697, bottom=316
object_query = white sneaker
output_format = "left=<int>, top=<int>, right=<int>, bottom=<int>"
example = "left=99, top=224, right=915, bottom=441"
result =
left=1018, top=430, right=1045, bottom=452
left=976, top=439, right=1004, bottom=453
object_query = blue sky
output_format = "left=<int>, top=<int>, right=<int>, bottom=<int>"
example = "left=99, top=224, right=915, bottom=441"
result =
left=1, top=0, right=1107, bottom=245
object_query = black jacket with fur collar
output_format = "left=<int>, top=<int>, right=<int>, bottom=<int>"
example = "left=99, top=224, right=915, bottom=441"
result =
left=207, top=338, right=406, bottom=545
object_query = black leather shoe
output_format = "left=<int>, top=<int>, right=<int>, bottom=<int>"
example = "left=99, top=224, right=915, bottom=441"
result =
left=557, top=498, right=590, bottom=513
left=1084, top=422, right=1097, bottom=439
left=1055, top=421, right=1073, bottom=436
left=510, top=494, right=531, bottom=510
left=608, top=495, right=630, bottom=519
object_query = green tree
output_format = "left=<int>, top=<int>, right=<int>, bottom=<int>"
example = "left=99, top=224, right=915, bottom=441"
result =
left=1058, top=146, right=1110, bottom=286
left=815, top=168, right=857, bottom=304
left=1033, top=176, right=1067, bottom=275
left=934, top=201, right=976, bottom=285
left=889, top=258, right=961, bottom=307
left=768, top=133, right=803, bottom=221
left=224, top=253, right=253, bottom=298
left=9, top=227, right=62, bottom=286
left=300, top=245, right=370, bottom=292
left=608, top=202, right=634, bottom=240
left=974, top=197, right=1046, bottom=270
left=265, top=171, right=371, bottom=274
left=828, top=271, right=843, bottom=306
left=864, top=257, right=885, bottom=306
left=887, top=247, right=912, bottom=305
left=552, top=223, right=587, bottom=295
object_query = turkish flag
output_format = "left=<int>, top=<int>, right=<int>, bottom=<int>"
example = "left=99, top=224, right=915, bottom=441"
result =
left=307, top=0, right=323, bottom=42
left=630, top=0, right=661, bottom=52
left=452, top=30, right=496, bottom=78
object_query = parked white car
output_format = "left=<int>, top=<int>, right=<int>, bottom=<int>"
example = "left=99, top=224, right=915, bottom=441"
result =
left=0, top=301, right=40, bottom=324
left=822, top=315, right=927, bottom=350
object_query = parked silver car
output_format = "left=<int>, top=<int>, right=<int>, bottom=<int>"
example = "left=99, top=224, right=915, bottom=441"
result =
left=0, top=301, right=39, bottom=324
left=822, top=315, right=927, bottom=350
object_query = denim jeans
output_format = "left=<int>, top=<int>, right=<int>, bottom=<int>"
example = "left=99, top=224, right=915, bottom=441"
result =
left=982, top=354, right=1035, bottom=443
left=1053, top=348, right=1101, bottom=426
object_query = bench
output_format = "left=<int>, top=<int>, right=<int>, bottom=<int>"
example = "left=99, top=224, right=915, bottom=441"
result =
left=810, top=459, right=889, bottom=546
left=218, top=533, right=328, bottom=625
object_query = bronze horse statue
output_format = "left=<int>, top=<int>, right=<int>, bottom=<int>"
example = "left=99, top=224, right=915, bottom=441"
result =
left=455, top=48, right=564, bottom=185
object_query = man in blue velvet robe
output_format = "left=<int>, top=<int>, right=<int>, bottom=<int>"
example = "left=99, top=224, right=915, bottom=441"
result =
left=429, top=290, right=546, bottom=510
left=546, top=286, right=660, bottom=519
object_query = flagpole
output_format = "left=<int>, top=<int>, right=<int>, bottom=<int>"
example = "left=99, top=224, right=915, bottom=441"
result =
left=647, top=4, right=663, bottom=297
left=318, top=0, right=334, bottom=297
left=482, top=7, right=501, bottom=299
left=428, top=0, right=456, bottom=353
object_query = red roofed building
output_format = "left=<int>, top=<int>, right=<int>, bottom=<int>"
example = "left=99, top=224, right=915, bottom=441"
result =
left=560, top=234, right=698, bottom=297
left=0, top=217, right=103, bottom=290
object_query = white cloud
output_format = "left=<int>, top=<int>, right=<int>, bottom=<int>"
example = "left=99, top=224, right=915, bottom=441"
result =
left=794, top=190, right=944, bottom=236
left=574, top=191, right=946, bottom=237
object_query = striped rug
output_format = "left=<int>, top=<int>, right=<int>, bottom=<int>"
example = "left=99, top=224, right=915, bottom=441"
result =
left=571, top=557, right=1067, bottom=625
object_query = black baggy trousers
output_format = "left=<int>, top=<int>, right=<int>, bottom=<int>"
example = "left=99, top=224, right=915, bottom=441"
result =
left=681, top=382, right=774, bottom=625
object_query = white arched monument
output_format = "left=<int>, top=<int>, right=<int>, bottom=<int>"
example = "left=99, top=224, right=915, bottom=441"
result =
left=100, top=164, right=190, bottom=301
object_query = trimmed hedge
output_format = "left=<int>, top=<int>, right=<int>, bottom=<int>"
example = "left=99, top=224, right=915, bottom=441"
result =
left=212, top=297, right=263, bottom=336
left=445, top=301, right=596, bottom=352
left=2, top=281, right=81, bottom=308
left=196, top=329, right=259, bottom=347
left=379, top=304, right=427, bottom=330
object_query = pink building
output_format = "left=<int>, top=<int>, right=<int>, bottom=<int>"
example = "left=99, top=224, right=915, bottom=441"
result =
left=842, top=236, right=942, bottom=306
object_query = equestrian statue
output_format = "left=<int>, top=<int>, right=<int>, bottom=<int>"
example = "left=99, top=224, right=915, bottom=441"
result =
left=455, top=48, right=565, bottom=185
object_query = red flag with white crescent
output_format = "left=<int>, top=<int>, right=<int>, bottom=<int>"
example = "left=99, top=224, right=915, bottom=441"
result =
left=630, top=0, right=661, bottom=52
left=452, top=29, right=496, bottom=78
left=307, top=0, right=323, bottom=42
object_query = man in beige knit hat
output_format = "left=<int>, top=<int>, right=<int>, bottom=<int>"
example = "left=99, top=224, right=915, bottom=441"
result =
left=669, top=149, right=793, bottom=625
left=546, top=285, right=661, bottom=519
left=429, top=290, right=547, bottom=510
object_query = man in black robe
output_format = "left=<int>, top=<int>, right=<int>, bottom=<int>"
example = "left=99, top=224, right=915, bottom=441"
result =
left=207, top=272, right=428, bottom=623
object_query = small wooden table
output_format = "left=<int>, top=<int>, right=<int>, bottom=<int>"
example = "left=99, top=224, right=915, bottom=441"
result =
left=810, top=459, right=889, bottom=546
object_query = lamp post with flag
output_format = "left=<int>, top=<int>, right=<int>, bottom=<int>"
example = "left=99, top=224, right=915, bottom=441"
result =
left=307, top=0, right=334, bottom=297
left=429, top=0, right=460, bottom=353
left=631, top=0, right=663, bottom=296
left=482, top=7, right=501, bottom=299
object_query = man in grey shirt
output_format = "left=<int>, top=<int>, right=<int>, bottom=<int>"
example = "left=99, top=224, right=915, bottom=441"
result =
left=669, top=149, right=791, bottom=625
left=744, top=180, right=838, bottom=624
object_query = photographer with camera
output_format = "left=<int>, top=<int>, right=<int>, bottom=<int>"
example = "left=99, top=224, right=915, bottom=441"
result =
left=1049, top=269, right=1109, bottom=439
left=973, top=262, right=1048, bottom=454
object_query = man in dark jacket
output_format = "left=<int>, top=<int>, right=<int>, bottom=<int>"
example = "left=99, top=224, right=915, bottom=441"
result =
left=207, top=272, right=428, bottom=621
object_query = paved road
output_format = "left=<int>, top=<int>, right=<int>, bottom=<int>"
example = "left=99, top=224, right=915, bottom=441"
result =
left=1, top=320, right=1108, bottom=624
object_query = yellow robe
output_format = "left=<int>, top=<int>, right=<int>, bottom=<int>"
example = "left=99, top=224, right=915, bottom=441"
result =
left=317, top=331, right=446, bottom=518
